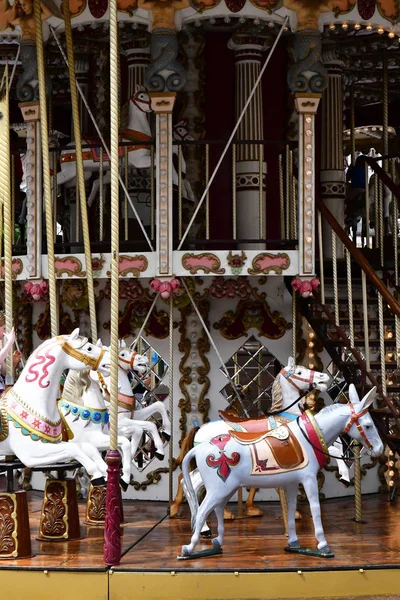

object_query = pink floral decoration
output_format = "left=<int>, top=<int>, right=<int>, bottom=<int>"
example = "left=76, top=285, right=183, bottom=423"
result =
left=291, top=277, right=320, bottom=298
left=25, top=279, right=49, bottom=301
left=150, top=278, right=180, bottom=299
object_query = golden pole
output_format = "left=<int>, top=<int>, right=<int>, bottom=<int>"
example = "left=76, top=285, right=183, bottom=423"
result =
left=34, top=0, right=58, bottom=336
left=63, top=1, right=97, bottom=341
left=0, top=67, right=14, bottom=381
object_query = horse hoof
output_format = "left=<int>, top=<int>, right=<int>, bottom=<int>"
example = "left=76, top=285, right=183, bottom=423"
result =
left=91, top=477, right=107, bottom=487
left=339, top=478, right=351, bottom=488
left=155, top=452, right=165, bottom=461
left=120, top=478, right=129, bottom=492
left=245, top=506, right=263, bottom=518
left=200, top=529, right=212, bottom=538
left=319, top=544, right=332, bottom=554
left=162, top=431, right=171, bottom=442
left=287, top=539, right=300, bottom=549
left=212, top=539, right=222, bottom=551
left=224, top=508, right=235, bottom=521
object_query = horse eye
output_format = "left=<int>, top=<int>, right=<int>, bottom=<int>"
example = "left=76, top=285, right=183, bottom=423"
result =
left=87, top=346, right=92, bottom=352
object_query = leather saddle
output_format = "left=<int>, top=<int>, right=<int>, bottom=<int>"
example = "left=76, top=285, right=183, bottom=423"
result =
left=230, top=425, right=304, bottom=472
left=219, top=410, right=291, bottom=434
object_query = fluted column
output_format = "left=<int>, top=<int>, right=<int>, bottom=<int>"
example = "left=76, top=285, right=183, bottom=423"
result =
left=76, top=58, right=90, bottom=134
left=125, top=42, right=151, bottom=96
left=228, top=35, right=267, bottom=249
left=320, top=50, right=345, bottom=256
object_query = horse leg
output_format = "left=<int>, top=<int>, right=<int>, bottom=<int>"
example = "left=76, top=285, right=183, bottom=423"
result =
left=170, top=473, right=184, bottom=517
left=285, top=482, right=300, bottom=548
left=212, top=503, right=226, bottom=551
left=117, top=435, right=133, bottom=490
left=328, top=441, right=350, bottom=487
left=15, top=441, right=106, bottom=485
left=134, top=402, right=171, bottom=439
left=302, top=476, right=331, bottom=553
left=132, top=419, right=165, bottom=460
left=181, top=491, right=228, bottom=557
left=79, top=441, right=107, bottom=479
left=245, top=487, right=262, bottom=517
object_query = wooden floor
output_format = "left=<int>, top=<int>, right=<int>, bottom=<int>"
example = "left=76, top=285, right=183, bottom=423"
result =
left=1, top=488, right=400, bottom=599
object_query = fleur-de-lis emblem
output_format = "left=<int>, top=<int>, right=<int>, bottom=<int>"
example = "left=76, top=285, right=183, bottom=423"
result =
left=206, top=434, right=240, bottom=482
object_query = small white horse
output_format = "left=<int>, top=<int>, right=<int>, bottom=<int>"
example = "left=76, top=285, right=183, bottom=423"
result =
left=180, top=384, right=383, bottom=558
left=0, top=329, right=109, bottom=484
left=97, top=343, right=172, bottom=463
left=58, top=345, right=133, bottom=490
left=58, top=86, right=153, bottom=198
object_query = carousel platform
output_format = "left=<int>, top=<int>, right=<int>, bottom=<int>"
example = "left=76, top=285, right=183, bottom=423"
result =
left=1, top=489, right=400, bottom=600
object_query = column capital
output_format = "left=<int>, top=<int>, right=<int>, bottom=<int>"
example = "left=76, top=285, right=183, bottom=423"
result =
left=150, top=92, right=176, bottom=114
left=321, top=48, right=345, bottom=72
left=228, top=34, right=272, bottom=57
left=19, top=101, right=40, bottom=122
left=294, top=94, right=321, bottom=115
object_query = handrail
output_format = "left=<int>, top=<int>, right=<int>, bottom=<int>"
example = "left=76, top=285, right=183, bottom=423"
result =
left=317, top=198, right=400, bottom=319
left=363, top=156, right=400, bottom=202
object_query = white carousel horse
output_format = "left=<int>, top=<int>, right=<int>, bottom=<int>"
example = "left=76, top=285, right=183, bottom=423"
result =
left=0, top=329, right=110, bottom=484
left=57, top=86, right=153, bottom=200
left=179, top=384, right=383, bottom=558
left=177, top=359, right=351, bottom=521
left=58, top=345, right=133, bottom=490
left=97, top=342, right=172, bottom=463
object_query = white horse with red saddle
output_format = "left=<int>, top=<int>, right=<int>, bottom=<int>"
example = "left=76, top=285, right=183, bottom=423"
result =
left=179, top=384, right=383, bottom=559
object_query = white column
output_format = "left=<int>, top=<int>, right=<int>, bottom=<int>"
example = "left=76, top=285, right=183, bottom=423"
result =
left=228, top=37, right=267, bottom=249
left=150, top=92, right=176, bottom=276
left=320, top=51, right=345, bottom=257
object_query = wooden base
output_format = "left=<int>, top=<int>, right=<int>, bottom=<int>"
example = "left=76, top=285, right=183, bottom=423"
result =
left=85, top=484, right=125, bottom=526
left=38, top=479, right=81, bottom=541
left=0, top=490, right=32, bottom=559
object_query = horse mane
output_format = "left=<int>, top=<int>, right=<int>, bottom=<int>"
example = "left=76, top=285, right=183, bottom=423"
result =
left=62, top=369, right=91, bottom=405
left=270, top=374, right=283, bottom=413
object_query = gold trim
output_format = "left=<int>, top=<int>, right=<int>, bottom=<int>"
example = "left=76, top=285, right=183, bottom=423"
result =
left=58, top=408, right=75, bottom=441
left=39, top=480, right=69, bottom=540
left=0, top=492, right=18, bottom=558
left=7, top=409, right=62, bottom=443
left=0, top=402, right=9, bottom=442
left=305, top=409, right=330, bottom=464
left=6, top=389, right=62, bottom=427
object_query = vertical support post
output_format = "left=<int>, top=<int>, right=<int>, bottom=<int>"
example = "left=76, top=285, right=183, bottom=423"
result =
left=104, top=0, right=121, bottom=567
left=150, top=92, right=176, bottom=277
left=19, top=103, right=42, bottom=279
left=294, top=94, right=321, bottom=276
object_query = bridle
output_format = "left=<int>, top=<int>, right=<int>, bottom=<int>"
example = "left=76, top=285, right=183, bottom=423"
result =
left=118, top=351, right=138, bottom=371
left=131, top=93, right=152, bottom=113
left=58, top=338, right=105, bottom=371
left=280, top=367, right=316, bottom=393
left=173, top=126, right=193, bottom=142
left=342, top=403, right=373, bottom=449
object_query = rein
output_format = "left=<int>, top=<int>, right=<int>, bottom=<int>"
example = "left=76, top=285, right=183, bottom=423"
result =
left=131, top=95, right=152, bottom=113
left=280, top=367, right=315, bottom=392
left=58, top=338, right=105, bottom=371
left=118, top=351, right=137, bottom=371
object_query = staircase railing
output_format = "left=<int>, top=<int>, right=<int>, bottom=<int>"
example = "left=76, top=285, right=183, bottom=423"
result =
left=316, top=199, right=400, bottom=423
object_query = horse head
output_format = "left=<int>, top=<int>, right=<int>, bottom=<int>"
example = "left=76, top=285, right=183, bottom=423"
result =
left=117, top=343, right=149, bottom=376
left=280, top=357, right=330, bottom=394
left=59, top=328, right=106, bottom=372
left=344, top=384, right=383, bottom=457
left=130, top=85, right=152, bottom=114
left=173, top=121, right=193, bottom=142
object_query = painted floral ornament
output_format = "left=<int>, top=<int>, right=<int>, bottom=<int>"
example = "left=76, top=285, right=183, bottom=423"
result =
left=291, top=276, right=320, bottom=298
left=150, top=278, right=180, bottom=299
left=24, top=279, right=48, bottom=301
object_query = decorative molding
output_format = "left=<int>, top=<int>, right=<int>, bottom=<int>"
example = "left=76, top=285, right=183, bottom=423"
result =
left=106, top=254, right=148, bottom=278
left=55, top=256, right=86, bottom=278
left=248, top=252, right=290, bottom=275
left=0, top=259, right=23, bottom=280
left=182, top=252, right=225, bottom=275
left=209, top=276, right=252, bottom=299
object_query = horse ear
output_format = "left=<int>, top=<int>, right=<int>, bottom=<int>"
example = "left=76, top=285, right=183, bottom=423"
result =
left=359, top=386, right=377, bottom=411
left=135, top=84, right=140, bottom=93
left=287, top=357, right=294, bottom=369
left=121, top=339, right=126, bottom=348
left=348, top=383, right=359, bottom=405
left=70, top=328, right=80, bottom=340
left=96, top=338, right=102, bottom=347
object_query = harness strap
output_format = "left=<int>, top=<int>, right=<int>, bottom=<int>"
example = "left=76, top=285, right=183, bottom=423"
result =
left=300, top=410, right=329, bottom=468
left=118, top=352, right=137, bottom=370
left=280, top=367, right=315, bottom=392
left=58, top=338, right=105, bottom=371
left=343, top=404, right=372, bottom=448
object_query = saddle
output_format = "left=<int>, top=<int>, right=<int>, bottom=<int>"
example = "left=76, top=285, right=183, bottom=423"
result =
left=218, top=410, right=293, bottom=434
left=231, top=425, right=306, bottom=473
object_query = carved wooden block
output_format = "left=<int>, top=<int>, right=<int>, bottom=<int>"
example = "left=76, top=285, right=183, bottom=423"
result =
left=0, top=491, right=32, bottom=559
left=85, top=484, right=125, bottom=526
left=38, top=479, right=81, bottom=541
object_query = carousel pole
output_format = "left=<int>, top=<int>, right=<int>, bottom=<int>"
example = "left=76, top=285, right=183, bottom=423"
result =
left=34, top=0, right=58, bottom=336
left=0, top=67, right=14, bottom=383
left=63, top=2, right=97, bottom=341
left=104, top=0, right=122, bottom=567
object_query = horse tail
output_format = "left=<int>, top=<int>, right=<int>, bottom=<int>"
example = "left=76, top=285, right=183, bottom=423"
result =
left=182, top=446, right=199, bottom=531
left=175, top=426, right=199, bottom=468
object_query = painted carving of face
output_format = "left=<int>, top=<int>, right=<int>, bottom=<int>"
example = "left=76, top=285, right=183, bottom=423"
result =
left=19, top=0, right=33, bottom=15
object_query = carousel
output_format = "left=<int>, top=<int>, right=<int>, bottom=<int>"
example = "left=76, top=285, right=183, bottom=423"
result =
left=0, top=0, right=400, bottom=597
